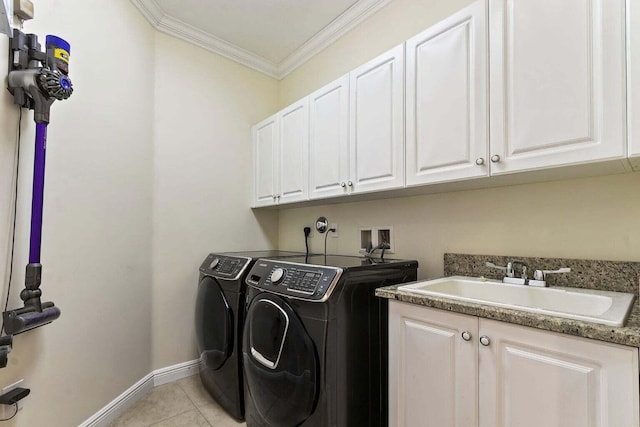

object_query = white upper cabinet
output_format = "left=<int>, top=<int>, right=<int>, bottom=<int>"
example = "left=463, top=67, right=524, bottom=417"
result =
left=629, top=0, right=640, bottom=171
left=309, top=75, right=350, bottom=199
left=278, top=98, right=309, bottom=204
left=349, top=44, right=405, bottom=193
left=489, top=0, right=627, bottom=175
left=252, top=114, right=279, bottom=207
left=406, top=0, right=488, bottom=186
left=252, top=0, right=635, bottom=208
left=252, top=99, right=309, bottom=207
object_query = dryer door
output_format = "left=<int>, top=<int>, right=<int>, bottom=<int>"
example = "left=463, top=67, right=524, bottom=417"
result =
left=195, top=277, right=233, bottom=370
left=243, top=294, right=318, bottom=426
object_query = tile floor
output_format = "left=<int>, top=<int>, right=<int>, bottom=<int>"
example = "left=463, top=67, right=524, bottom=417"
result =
left=110, top=375, right=246, bottom=427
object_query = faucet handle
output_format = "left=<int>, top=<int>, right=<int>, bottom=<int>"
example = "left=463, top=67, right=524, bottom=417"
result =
left=485, top=261, right=515, bottom=278
left=533, top=268, right=571, bottom=281
left=485, top=261, right=506, bottom=271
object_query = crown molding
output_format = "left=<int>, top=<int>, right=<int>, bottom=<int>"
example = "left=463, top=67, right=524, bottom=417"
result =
left=278, top=0, right=393, bottom=78
left=129, top=0, right=163, bottom=27
left=130, top=0, right=392, bottom=80
left=158, top=14, right=280, bottom=78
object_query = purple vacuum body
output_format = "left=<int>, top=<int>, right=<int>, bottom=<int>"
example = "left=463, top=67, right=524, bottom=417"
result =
left=3, top=31, right=74, bottom=342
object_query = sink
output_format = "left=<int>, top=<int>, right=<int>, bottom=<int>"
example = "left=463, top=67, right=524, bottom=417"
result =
left=398, top=276, right=636, bottom=327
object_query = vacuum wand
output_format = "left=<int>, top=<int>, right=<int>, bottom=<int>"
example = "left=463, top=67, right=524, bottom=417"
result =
left=3, top=31, right=73, bottom=336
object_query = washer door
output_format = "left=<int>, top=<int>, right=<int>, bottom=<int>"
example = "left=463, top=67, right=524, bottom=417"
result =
left=243, top=294, right=318, bottom=426
left=195, top=276, right=233, bottom=370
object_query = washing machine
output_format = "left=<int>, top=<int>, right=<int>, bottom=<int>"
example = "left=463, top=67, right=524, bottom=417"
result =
left=241, top=255, right=418, bottom=427
left=195, top=250, right=307, bottom=420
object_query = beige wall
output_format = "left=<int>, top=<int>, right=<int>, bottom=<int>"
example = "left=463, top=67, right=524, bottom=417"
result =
left=0, top=0, right=155, bottom=425
left=277, top=0, right=640, bottom=277
left=0, top=1, right=280, bottom=425
left=279, top=173, right=640, bottom=280
left=151, top=33, right=279, bottom=369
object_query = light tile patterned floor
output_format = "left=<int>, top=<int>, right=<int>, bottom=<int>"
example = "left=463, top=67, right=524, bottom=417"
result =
left=109, top=376, right=246, bottom=427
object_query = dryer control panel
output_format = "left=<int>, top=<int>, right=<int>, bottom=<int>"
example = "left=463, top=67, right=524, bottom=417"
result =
left=199, top=254, right=252, bottom=281
left=245, top=260, right=343, bottom=302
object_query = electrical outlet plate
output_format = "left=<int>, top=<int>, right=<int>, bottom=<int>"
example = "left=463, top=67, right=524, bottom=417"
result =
left=1, top=379, right=24, bottom=418
left=14, top=0, right=34, bottom=20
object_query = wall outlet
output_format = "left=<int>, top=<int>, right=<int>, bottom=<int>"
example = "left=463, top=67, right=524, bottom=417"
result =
left=330, top=223, right=338, bottom=238
left=1, top=379, right=25, bottom=418
left=13, top=0, right=34, bottom=20
left=304, top=224, right=314, bottom=238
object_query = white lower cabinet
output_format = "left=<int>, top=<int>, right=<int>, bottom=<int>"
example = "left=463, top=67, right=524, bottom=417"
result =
left=628, top=0, right=640, bottom=171
left=389, top=302, right=478, bottom=427
left=389, top=301, right=640, bottom=427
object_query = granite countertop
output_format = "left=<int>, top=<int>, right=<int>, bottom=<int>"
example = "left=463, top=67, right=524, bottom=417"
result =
left=376, top=283, right=640, bottom=348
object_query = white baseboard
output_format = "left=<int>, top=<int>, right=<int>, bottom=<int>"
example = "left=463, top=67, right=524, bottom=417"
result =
left=79, top=359, right=200, bottom=427
left=153, top=359, right=200, bottom=387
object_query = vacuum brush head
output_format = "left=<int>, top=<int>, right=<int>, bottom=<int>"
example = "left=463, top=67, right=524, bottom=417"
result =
left=2, top=302, right=61, bottom=335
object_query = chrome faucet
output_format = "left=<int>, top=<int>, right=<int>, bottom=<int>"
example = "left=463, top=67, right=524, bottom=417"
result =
left=511, top=260, right=528, bottom=280
left=486, top=261, right=570, bottom=287
left=486, top=260, right=529, bottom=285
left=485, top=261, right=514, bottom=277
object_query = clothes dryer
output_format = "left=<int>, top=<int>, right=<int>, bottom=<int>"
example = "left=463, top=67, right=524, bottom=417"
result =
left=195, top=250, right=305, bottom=420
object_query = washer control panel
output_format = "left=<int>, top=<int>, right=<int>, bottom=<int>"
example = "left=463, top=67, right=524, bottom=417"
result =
left=199, top=254, right=251, bottom=281
left=246, top=260, right=342, bottom=302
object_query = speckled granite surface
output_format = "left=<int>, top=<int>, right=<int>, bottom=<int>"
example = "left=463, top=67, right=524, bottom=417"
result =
left=377, top=254, right=640, bottom=347
left=443, top=253, right=640, bottom=296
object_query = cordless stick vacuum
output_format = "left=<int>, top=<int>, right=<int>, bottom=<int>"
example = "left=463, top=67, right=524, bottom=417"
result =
left=2, top=29, right=73, bottom=346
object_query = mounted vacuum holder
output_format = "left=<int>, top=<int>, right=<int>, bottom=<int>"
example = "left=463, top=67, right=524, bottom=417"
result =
left=2, top=29, right=73, bottom=340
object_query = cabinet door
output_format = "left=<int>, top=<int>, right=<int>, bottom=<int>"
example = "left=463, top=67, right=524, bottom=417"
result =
left=349, top=44, right=405, bottom=193
left=309, top=75, right=350, bottom=199
left=0, top=0, right=11, bottom=37
left=629, top=0, right=640, bottom=171
left=252, top=114, right=278, bottom=207
left=406, top=0, right=488, bottom=186
left=389, top=301, right=478, bottom=427
left=478, top=319, right=640, bottom=427
left=489, top=0, right=626, bottom=175
left=278, top=98, right=309, bottom=204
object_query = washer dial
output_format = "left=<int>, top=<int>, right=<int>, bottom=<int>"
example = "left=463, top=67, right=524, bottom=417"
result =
left=270, top=268, right=285, bottom=284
